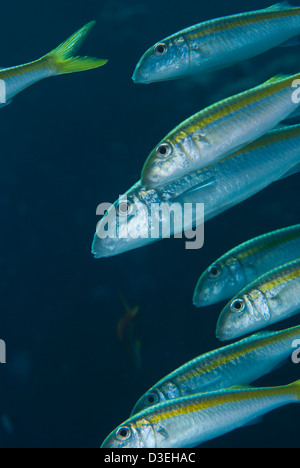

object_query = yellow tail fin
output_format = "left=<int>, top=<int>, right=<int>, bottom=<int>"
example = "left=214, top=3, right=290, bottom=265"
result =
left=45, top=21, right=108, bottom=75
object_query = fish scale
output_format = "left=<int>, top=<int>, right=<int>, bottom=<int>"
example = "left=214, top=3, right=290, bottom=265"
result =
left=217, top=259, right=300, bottom=341
left=101, top=381, right=300, bottom=448
left=194, top=224, right=300, bottom=307
left=133, top=2, right=300, bottom=85
left=131, top=326, right=300, bottom=416
left=0, top=22, right=107, bottom=105
left=141, top=73, right=300, bottom=188
left=92, top=124, right=300, bottom=259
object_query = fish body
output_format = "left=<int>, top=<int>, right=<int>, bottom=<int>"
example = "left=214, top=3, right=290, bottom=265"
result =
left=0, top=22, right=107, bottom=105
left=101, top=380, right=300, bottom=448
left=217, top=259, right=300, bottom=341
left=131, top=326, right=300, bottom=415
left=194, top=224, right=300, bottom=307
left=92, top=124, right=300, bottom=259
left=141, top=73, right=300, bottom=188
left=133, top=2, right=300, bottom=84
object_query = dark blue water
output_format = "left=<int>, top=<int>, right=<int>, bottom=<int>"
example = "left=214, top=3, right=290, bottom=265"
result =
left=0, top=0, right=299, bottom=448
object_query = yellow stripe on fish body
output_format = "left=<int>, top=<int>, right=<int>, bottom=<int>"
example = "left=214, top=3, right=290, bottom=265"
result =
left=259, top=261, right=300, bottom=293
left=172, top=74, right=297, bottom=142
left=185, top=6, right=300, bottom=41
left=174, top=326, right=299, bottom=382
left=141, top=71, right=300, bottom=187
left=101, top=380, right=300, bottom=447
left=194, top=224, right=300, bottom=308
left=217, top=259, right=300, bottom=341
left=133, top=3, right=300, bottom=86
left=131, top=325, right=300, bottom=416
left=149, top=387, right=282, bottom=424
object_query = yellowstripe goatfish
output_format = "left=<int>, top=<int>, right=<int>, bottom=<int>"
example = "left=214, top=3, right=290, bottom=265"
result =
left=217, top=259, right=300, bottom=341
left=101, top=379, right=300, bottom=448
left=0, top=22, right=107, bottom=106
left=131, top=325, right=300, bottom=416
left=194, top=224, right=300, bottom=307
left=141, top=72, right=300, bottom=188
left=92, top=124, right=300, bottom=259
left=133, top=2, right=300, bottom=84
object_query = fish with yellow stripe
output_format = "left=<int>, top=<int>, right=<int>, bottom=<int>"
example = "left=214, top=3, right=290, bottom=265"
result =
left=101, top=379, right=300, bottom=447
left=0, top=22, right=107, bottom=107
left=217, top=259, right=300, bottom=341
left=92, top=124, right=300, bottom=259
left=131, top=325, right=300, bottom=416
left=133, top=2, right=300, bottom=84
left=194, top=224, right=300, bottom=307
left=141, top=71, right=300, bottom=187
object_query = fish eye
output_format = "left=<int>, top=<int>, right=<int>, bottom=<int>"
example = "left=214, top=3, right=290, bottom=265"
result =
left=230, top=299, right=245, bottom=314
left=117, top=201, right=133, bottom=217
left=154, top=43, right=168, bottom=56
left=145, top=392, right=159, bottom=406
left=208, top=265, right=222, bottom=279
left=156, top=143, right=172, bottom=159
left=116, top=426, right=131, bottom=441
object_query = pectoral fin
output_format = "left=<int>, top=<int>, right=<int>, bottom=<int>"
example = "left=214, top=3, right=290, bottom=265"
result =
left=175, top=177, right=217, bottom=204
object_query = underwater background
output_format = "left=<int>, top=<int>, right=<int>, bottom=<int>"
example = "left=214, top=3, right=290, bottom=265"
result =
left=1, top=0, right=300, bottom=448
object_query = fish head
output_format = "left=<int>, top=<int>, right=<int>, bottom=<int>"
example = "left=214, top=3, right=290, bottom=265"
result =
left=92, top=183, right=161, bottom=258
left=141, top=137, right=192, bottom=188
left=193, top=258, right=247, bottom=307
left=101, top=419, right=155, bottom=448
left=131, top=389, right=165, bottom=416
left=216, top=289, right=271, bottom=341
left=132, top=36, right=190, bottom=84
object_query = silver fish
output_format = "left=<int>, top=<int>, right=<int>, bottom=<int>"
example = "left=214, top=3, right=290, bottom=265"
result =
left=217, top=259, right=300, bottom=341
left=92, top=124, right=300, bottom=259
left=133, top=2, right=300, bottom=84
left=101, top=380, right=300, bottom=448
left=194, top=224, right=300, bottom=307
left=131, top=325, right=300, bottom=415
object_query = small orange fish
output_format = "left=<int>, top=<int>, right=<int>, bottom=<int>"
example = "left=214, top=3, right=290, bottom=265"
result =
left=117, top=294, right=142, bottom=369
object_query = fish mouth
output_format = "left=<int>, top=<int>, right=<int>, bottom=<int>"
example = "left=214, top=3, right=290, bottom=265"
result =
left=132, top=73, right=152, bottom=85
left=216, top=313, right=233, bottom=341
left=193, top=290, right=212, bottom=308
left=132, top=68, right=186, bottom=84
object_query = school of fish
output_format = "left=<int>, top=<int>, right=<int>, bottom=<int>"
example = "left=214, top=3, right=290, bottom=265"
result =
left=96, top=2, right=300, bottom=449
left=9, top=2, right=299, bottom=450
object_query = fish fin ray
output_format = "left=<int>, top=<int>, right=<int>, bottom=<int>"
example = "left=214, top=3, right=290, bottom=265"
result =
left=279, top=162, right=300, bottom=181
left=265, top=1, right=293, bottom=11
left=264, top=74, right=289, bottom=85
left=44, top=21, right=108, bottom=75
left=175, top=177, right=217, bottom=204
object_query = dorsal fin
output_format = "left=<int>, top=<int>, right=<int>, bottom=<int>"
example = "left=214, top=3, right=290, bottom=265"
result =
left=264, top=74, right=288, bottom=85
left=265, top=1, right=293, bottom=11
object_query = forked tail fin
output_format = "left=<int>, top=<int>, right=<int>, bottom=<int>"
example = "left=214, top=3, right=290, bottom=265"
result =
left=44, top=21, right=108, bottom=75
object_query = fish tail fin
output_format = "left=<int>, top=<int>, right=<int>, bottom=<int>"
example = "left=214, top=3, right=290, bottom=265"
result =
left=131, top=306, right=140, bottom=319
left=288, top=379, right=300, bottom=401
left=44, top=21, right=108, bottom=75
left=118, top=293, right=139, bottom=318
